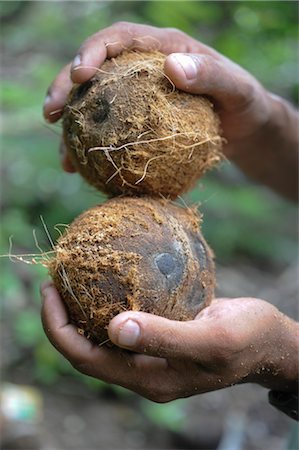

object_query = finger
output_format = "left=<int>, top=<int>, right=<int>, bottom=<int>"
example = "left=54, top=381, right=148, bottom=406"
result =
left=44, top=23, right=219, bottom=118
left=40, top=282, right=95, bottom=362
left=43, top=63, right=73, bottom=122
left=40, top=283, right=168, bottom=389
left=195, top=297, right=230, bottom=318
left=70, top=22, right=218, bottom=84
left=164, top=53, right=260, bottom=112
left=70, top=22, right=171, bottom=83
left=40, top=283, right=126, bottom=379
left=108, top=311, right=215, bottom=360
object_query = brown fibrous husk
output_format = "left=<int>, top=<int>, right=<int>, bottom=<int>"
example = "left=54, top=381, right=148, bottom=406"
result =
left=48, top=197, right=215, bottom=344
left=63, top=51, right=223, bottom=199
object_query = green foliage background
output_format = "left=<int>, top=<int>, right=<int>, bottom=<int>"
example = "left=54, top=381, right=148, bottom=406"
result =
left=0, top=0, right=298, bottom=411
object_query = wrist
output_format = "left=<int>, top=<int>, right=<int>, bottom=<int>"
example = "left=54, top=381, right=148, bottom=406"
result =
left=247, top=313, right=299, bottom=393
left=227, top=91, right=298, bottom=201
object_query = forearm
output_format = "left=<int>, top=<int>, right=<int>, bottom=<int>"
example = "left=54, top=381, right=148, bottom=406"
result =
left=229, top=94, right=299, bottom=202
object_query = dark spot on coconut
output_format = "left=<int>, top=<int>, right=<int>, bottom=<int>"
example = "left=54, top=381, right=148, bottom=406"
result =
left=154, top=250, right=184, bottom=292
left=155, top=252, right=176, bottom=276
left=74, top=79, right=93, bottom=101
left=92, top=97, right=110, bottom=123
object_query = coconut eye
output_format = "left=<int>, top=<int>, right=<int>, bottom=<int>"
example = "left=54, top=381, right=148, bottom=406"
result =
left=154, top=251, right=184, bottom=291
left=92, top=98, right=110, bottom=123
left=155, top=252, right=176, bottom=277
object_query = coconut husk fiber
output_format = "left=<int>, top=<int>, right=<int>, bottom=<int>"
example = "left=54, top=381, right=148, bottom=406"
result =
left=48, top=197, right=215, bottom=345
left=63, top=51, right=223, bottom=199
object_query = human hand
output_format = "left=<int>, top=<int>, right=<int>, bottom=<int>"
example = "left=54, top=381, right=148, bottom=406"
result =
left=44, top=22, right=275, bottom=172
left=41, top=281, right=298, bottom=402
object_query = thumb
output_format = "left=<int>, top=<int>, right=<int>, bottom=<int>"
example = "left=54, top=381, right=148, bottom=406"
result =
left=108, top=311, right=212, bottom=359
left=164, top=53, right=256, bottom=111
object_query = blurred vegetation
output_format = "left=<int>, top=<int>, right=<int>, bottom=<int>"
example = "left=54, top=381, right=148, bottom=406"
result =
left=0, top=0, right=298, bottom=427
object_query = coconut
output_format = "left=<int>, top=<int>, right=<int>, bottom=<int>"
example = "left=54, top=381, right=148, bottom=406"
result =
left=63, top=51, right=223, bottom=199
left=48, top=197, right=215, bottom=344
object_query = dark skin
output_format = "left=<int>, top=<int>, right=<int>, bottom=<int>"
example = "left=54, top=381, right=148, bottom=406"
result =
left=42, top=23, right=299, bottom=402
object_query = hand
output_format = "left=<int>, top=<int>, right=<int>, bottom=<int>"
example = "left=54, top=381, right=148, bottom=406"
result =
left=43, top=22, right=298, bottom=200
left=41, top=281, right=298, bottom=402
left=44, top=23, right=272, bottom=159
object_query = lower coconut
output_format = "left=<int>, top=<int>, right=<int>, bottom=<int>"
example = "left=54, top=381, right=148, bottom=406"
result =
left=48, top=197, right=215, bottom=345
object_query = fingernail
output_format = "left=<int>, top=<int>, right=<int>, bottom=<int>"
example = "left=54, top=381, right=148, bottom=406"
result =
left=71, top=54, right=82, bottom=70
left=40, top=287, right=49, bottom=299
left=173, top=54, right=198, bottom=80
left=44, top=94, right=52, bottom=106
left=118, top=319, right=140, bottom=347
left=40, top=281, right=53, bottom=297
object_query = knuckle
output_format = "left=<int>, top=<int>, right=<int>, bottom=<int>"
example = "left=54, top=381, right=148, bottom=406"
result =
left=165, top=27, right=187, bottom=40
left=196, top=53, right=214, bottom=69
left=143, top=388, right=173, bottom=404
left=79, top=36, right=95, bottom=52
left=189, top=54, right=215, bottom=88
left=231, top=72, right=260, bottom=110
left=165, top=26, right=181, bottom=35
left=241, top=77, right=257, bottom=100
left=72, top=359, right=92, bottom=376
left=132, top=377, right=175, bottom=403
left=151, top=329, right=181, bottom=357
left=113, top=20, right=130, bottom=29
left=199, top=53, right=213, bottom=63
left=149, top=395, right=170, bottom=404
left=79, top=29, right=105, bottom=52
left=70, top=350, right=97, bottom=376
left=155, top=392, right=174, bottom=403
left=211, top=326, right=239, bottom=365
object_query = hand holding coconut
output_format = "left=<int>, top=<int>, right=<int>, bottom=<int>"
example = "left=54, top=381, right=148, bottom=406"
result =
left=45, top=22, right=298, bottom=200
left=62, top=51, right=223, bottom=198
left=41, top=22, right=299, bottom=412
left=41, top=284, right=299, bottom=403
left=48, top=197, right=215, bottom=345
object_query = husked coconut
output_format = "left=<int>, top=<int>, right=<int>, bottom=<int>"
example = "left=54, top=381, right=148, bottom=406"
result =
left=48, top=197, right=215, bottom=344
left=63, top=51, right=223, bottom=199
